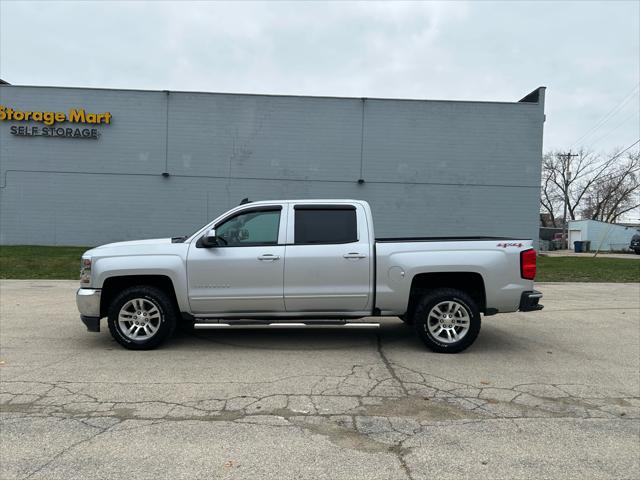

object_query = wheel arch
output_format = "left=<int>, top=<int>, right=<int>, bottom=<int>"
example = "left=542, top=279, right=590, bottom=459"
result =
left=406, top=272, right=486, bottom=319
left=100, top=275, right=179, bottom=318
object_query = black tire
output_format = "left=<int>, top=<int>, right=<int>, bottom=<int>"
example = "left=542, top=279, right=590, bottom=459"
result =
left=107, top=285, right=177, bottom=350
left=412, top=288, right=481, bottom=353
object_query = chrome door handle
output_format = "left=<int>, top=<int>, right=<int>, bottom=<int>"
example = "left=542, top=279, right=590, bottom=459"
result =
left=258, top=254, right=280, bottom=261
left=343, top=253, right=366, bottom=259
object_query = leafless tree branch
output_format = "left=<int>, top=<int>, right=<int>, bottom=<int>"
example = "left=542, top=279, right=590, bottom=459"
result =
left=541, top=148, right=640, bottom=226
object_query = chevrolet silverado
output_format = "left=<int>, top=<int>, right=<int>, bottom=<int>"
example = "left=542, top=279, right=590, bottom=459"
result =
left=76, top=199, right=542, bottom=353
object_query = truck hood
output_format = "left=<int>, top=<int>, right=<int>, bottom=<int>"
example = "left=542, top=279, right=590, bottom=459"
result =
left=85, top=238, right=172, bottom=256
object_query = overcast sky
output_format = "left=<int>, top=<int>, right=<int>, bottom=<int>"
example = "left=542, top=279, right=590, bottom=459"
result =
left=0, top=0, right=638, bottom=155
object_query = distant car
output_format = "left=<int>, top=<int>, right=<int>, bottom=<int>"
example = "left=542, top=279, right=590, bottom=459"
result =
left=630, top=233, right=640, bottom=255
left=551, top=232, right=566, bottom=250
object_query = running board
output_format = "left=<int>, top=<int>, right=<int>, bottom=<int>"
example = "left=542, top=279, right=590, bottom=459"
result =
left=194, top=322, right=380, bottom=330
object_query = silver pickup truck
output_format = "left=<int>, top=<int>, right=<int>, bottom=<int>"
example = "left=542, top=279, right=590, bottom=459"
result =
left=76, top=199, right=542, bottom=353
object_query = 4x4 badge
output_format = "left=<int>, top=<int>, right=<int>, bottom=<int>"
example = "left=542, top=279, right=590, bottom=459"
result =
left=497, top=242, right=523, bottom=248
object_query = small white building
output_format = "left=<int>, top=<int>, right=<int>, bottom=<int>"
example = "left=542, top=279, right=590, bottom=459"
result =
left=568, top=219, right=640, bottom=252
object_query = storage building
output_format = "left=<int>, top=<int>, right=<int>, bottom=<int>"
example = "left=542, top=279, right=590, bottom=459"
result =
left=0, top=84, right=546, bottom=246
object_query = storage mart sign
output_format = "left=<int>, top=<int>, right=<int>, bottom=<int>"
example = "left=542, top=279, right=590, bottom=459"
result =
left=0, top=105, right=111, bottom=139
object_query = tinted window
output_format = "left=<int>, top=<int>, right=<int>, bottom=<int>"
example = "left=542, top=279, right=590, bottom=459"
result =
left=216, top=210, right=280, bottom=246
left=294, top=207, right=357, bottom=244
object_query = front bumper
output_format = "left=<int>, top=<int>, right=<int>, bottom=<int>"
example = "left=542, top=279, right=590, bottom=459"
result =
left=76, top=288, right=101, bottom=332
left=519, top=290, right=544, bottom=312
left=81, top=315, right=101, bottom=332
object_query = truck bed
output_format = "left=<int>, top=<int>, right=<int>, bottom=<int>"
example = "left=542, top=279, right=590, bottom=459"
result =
left=376, top=236, right=517, bottom=242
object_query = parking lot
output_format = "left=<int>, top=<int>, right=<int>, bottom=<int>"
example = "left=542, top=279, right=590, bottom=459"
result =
left=1, top=280, right=639, bottom=479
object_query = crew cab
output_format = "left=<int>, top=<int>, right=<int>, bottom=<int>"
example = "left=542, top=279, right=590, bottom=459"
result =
left=76, top=199, right=542, bottom=353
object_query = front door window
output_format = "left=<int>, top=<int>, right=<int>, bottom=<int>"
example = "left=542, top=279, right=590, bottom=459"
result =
left=216, top=210, right=281, bottom=246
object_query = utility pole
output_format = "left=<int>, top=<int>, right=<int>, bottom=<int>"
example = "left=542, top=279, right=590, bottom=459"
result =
left=560, top=151, right=579, bottom=249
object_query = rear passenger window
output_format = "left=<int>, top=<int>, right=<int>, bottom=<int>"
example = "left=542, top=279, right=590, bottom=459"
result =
left=294, top=207, right=357, bottom=244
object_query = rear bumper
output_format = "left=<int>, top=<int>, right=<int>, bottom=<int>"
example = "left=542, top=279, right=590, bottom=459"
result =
left=519, top=290, right=544, bottom=312
left=77, top=288, right=101, bottom=332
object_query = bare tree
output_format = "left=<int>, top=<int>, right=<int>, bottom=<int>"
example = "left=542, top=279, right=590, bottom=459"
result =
left=540, top=163, right=563, bottom=227
left=581, top=151, right=640, bottom=223
left=540, top=147, right=640, bottom=226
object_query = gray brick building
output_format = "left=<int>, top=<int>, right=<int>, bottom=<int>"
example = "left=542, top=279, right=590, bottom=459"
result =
left=0, top=84, right=545, bottom=246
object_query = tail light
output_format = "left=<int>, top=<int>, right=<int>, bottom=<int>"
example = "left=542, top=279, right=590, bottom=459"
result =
left=520, top=249, right=537, bottom=280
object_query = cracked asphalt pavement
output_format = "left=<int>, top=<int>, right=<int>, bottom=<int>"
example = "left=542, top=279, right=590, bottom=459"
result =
left=1, top=280, right=639, bottom=479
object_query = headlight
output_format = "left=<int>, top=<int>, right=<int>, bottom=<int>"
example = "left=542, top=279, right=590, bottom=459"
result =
left=80, top=257, right=92, bottom=285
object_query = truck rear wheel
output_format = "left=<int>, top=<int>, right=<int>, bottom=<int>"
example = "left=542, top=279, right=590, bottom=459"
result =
left=107, top=286, right=176, bottom=350
left=412, top=288, right=481, bottom=353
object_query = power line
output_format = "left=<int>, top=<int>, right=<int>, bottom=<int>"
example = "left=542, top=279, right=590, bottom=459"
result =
left=573, top=138, right=640, bottom=181
left=571, top=83, right=639, bottom=147
left=593, top=139, right=640, bottom=183
left=588, top=110, right=640, bottom=149
left=608, top=138, right=640, bottom=162
left=570, top=83, right=640, bottom=149
left=553, top=140, right=640, bottom=231
left=564, top=140, right=639, bottom=195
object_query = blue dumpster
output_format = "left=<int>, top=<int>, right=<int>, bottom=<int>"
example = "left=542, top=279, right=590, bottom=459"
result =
left=574, top=241, right=584, bottom=253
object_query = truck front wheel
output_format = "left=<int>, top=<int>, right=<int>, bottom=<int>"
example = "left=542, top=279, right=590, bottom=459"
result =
left=412, top=288, right=481, bottom=353
left=107, top=286, right=177, bottom=350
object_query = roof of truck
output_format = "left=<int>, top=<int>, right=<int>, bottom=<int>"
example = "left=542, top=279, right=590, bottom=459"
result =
left=240, top=199, right=366, bottom=205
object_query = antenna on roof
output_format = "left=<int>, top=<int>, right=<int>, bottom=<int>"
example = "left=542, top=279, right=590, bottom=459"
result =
left=239, top=198, right=251, bottom=205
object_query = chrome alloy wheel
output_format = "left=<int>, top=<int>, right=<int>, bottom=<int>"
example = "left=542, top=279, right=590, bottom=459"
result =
left=117, top=298, right=162, bottom=340
left=426, top=300, right=471, bottom=344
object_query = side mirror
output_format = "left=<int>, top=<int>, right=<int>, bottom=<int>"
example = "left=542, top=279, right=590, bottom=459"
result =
left=201, top=228, right=218, bottom=248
